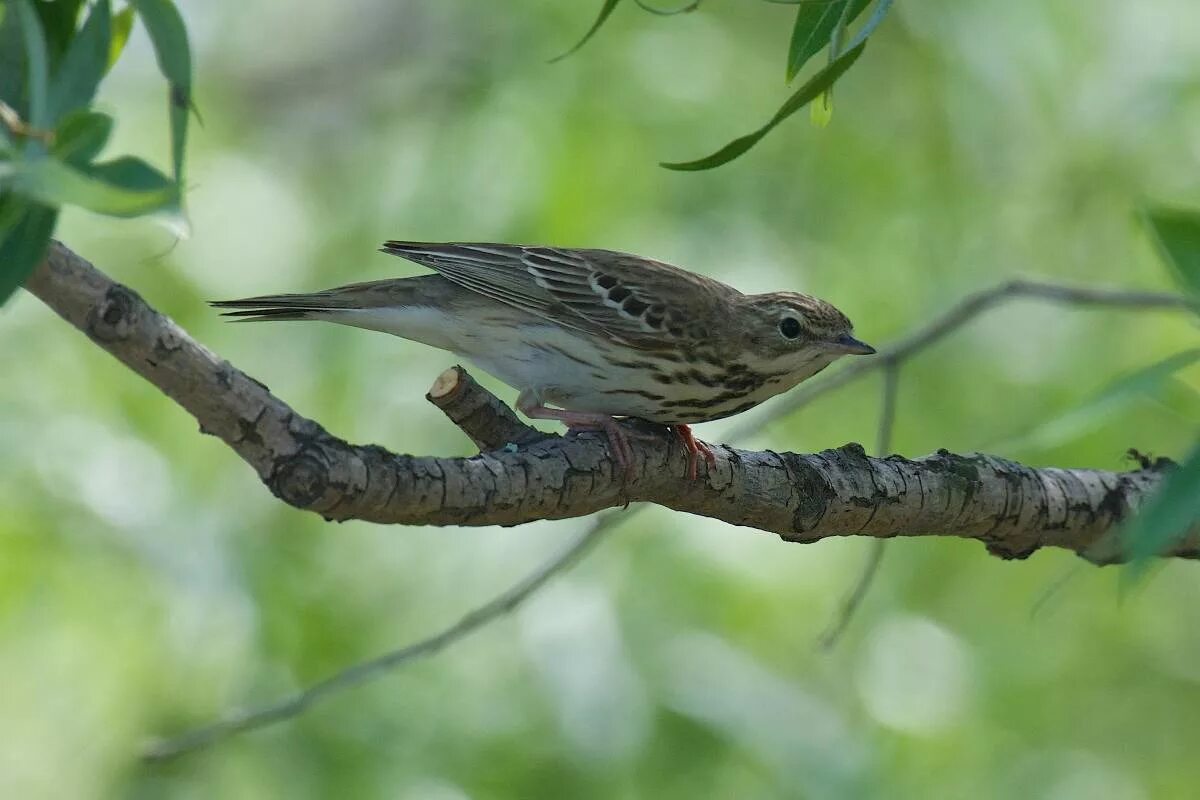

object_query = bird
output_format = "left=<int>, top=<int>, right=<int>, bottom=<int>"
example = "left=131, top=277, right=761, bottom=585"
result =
left=211, top=242, right=875, bottom=479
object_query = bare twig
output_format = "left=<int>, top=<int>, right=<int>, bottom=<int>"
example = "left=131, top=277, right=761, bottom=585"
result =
left=143, top=513, right=619, bottom=762
left=426, top=365, right=547, bottom=450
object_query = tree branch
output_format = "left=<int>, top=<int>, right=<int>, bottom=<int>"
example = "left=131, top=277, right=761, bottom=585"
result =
left=22, top=241, right=1198, bottom=760
left=22, top=241, right=1199, bottom=562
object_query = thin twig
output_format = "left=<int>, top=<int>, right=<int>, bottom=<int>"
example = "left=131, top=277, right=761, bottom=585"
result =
left=143, top=512, right=621, bottom=762
left=0, top=99, right=55, bottom=144
left=874, top=361, right=900, bottom=457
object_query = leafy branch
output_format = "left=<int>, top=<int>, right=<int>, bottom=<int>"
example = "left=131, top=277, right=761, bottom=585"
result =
left=554, top=0, right=896, bottom=169
left=0, top=0, right=192, bottom=305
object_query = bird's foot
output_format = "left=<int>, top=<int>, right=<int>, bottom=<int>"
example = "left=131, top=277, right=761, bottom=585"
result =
left=672, top=424, right=717, bottom=480
left=516, top=393, right=635, bottom=478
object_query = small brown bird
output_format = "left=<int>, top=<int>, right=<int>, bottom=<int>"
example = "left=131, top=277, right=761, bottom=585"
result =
left=212, top=242, right=875, bottom=478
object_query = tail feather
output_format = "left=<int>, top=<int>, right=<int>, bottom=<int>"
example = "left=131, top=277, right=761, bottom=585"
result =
left=215, top=307, right=320, bottom=322
left=212, top=274, right=460, bottom=347
left=210, top=295, right=336, bottom=323
left=210, top=277, right=423, bottom=322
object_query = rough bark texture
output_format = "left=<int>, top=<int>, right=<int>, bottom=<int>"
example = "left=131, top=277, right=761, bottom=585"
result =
left=22, top=241, right=1200, bottom=563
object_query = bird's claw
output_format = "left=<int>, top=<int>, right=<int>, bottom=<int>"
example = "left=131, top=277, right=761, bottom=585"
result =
left=673, top=424, right=717, bottom=480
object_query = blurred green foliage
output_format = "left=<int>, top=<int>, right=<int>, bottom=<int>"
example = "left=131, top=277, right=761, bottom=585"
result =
left=2, top=1, right=1200, bottom=798
left=0, top=0, right=189, bottom=302
left=561, top=0, right=896, bottom=168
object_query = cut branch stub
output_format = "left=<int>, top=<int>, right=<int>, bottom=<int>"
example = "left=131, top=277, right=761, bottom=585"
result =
left=426, top=365, right=547, bottom=451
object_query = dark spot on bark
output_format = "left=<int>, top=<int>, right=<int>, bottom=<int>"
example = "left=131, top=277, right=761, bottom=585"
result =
left=985, top=540, right=1040, bottom=560
left=237, top=417, right=264, bottom=446
left=152, top=331, right=182, bottom=361
left=270, top=449, right=328, bottom=508
left=215, top=362, right=234, bottom=390
left=88, top=285, right=141, bottom=342
left=1097, top=482, right=1128, bottom=521
left=939, top=453, right=982, bottom=504
left=779, top=453, right=835, bottom=536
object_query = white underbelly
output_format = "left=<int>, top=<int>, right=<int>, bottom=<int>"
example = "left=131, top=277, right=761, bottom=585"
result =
left=459, top=326, right=643, bottom=412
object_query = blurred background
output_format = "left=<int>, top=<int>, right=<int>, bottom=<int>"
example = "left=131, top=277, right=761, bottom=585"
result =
left=2, top=0, right=1200, bottom=796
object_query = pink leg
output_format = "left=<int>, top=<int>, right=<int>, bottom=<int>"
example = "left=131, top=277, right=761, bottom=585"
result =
left=517, top=391, right=635, bottom=478
left=673, top=424, right=717, bottom=480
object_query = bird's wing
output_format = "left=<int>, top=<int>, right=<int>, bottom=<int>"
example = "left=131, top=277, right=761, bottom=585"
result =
left=381, top=242, right=733, bottom=348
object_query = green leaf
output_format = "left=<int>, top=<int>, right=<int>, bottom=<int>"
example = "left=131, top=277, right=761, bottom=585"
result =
left=13, top=0, right=50, bottom=130
left=0, top=5, right=23, bottom=112
left=89, top=155, right=176, bottom=198
left=53, top=109, right=114, bottom=167
left=808, top=0, right=858, bottom=125
left=1142, top=206, right=1200, bottom=299
left=991, top=350, right=1200, bottom=453
left=128, top=0, right=191, bottom=182
left=661, top=41, right=866, bottom=171
left=33, top=0, right=85, bottom=66
left=787, top=0, right=869, bottom=81
left=108, top=6, right=136, bottom=72
left=3, top=153, right=177, bottom=217
left=48, top=0, right=111, bottom=123
left=1121, top=443, right=1200, bottom=583
left=549, top=0, right=622, bottom=63
left=0, top=198, right=58, bottom=305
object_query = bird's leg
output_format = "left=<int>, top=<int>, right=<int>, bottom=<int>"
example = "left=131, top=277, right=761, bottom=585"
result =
left=517, top=390, right=635, bottom=477
left=672, top=424, right=717, bottom=480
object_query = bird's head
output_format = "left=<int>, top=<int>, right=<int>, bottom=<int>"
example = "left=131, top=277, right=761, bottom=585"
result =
left=738, top=291, right=875, bottom=374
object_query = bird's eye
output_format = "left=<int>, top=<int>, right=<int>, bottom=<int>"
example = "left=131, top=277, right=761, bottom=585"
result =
left=779, top=317, right=802, bottom=340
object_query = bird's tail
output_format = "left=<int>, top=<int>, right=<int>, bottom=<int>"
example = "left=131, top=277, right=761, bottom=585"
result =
left=210, top=275, right=460, bottom=351
left=210, top=278, right=421, bottom=323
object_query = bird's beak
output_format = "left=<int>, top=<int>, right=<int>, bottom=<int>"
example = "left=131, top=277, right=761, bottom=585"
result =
left=830, top=334, right=876, bottom=355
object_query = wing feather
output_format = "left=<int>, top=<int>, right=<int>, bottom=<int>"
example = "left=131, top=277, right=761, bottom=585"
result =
left=381, top=241, right=735, bottom=348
